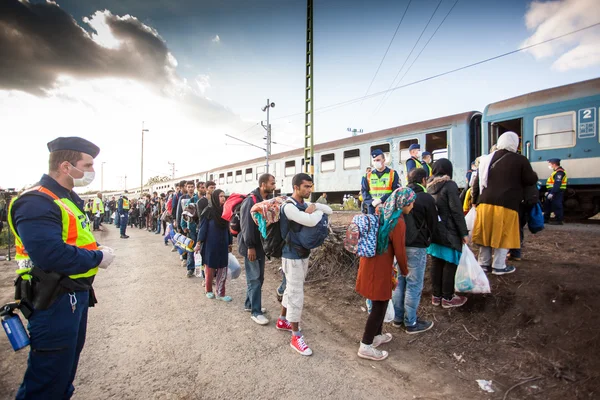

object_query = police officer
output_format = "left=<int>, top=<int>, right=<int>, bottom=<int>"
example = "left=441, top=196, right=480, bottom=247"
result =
left=92, top=192, right=104, bottom=231
left=118, top=190, right=131, bottom=238
left=361, top=149, right=400, bottom=214
left=405, top=143, right=424, bottom=176
left=544, top=158, right=567, bottom=225
left=421, top=151, right=433, bottom=178
left=7, top=137, right=115, bottom=399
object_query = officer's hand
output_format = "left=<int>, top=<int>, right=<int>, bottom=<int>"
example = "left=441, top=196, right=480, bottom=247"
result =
left=98, top=247, right=115, bottom=269
left=372, top=198, right=382, bottom=207
left=548, top=194, right=554, bottom=200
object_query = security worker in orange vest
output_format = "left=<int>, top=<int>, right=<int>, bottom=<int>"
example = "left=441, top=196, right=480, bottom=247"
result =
left=7, top=137, right=115, bottom=399
left=361, top=149, right=400, bottom=214
left=544, top=158, right=567, bottom=225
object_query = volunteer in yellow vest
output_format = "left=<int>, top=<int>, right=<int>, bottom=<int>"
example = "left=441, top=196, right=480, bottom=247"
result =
left=405, top=143, right=424, bottom=177
left=92, top=192, right=104, bottom=231
left=7, top=136, right=115, bottom=399
left=544, top=158, right=567, bottom=225
left=361, top=149, right=400, bottom=214
left=421, top=151, right=433, bottom=178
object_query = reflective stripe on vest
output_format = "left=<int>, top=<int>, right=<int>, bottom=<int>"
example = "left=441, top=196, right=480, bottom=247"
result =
left=7, top=186, right=99, bottom=280
left=367, top=169, right=395, bottom=199
left=546, top=168, right=567, bottom=190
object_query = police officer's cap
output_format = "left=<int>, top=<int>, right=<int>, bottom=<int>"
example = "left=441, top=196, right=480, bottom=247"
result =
left=47, top=137, right=100, bottom=158
left=547, top=158, right=561, bottom=164
left=422, top=151, right=431, bottom=157
left=371, top=149, right=384, bottom=158
left=409, top=144, right=420, bottom=151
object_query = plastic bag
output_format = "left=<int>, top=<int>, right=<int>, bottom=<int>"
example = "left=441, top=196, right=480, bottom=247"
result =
left=227, top=253, right=241, bottom=280
left=383, top=299, right=395, bottom=323
left=455, top=244, right=491, bottom=294
left=465, top=207, right=476, bottom=233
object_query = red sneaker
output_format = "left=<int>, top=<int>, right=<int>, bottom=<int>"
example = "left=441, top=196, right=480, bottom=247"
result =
left=431, top=296, right=441, bottom=306
left=290, top=335, right=313, bottom=356
left=442, top=294, right=467, bottom=309
left=276, top=318, right=292, bottom=331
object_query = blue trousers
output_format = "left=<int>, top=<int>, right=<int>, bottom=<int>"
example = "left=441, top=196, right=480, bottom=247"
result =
left=544, top=191, right=564, bottom=221
left=16, top=291, right=89, bottom=400
left=392, top=247, right=427, bottom=326
left=114, top=213, right=120, bottom=228
left=119, top=213, right=129, bottom=236
left=244, top=257, right=265, bottom=316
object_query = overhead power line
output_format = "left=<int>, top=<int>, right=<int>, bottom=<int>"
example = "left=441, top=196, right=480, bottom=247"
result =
left=272, top=21, right=600, bottom=121
left=374, top=0, right=443, bottom=114
left=359, top=0, right=413, bottom=106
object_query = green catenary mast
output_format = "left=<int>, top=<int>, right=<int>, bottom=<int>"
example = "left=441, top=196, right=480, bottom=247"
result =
left=303, top=0, right=314, bottom=178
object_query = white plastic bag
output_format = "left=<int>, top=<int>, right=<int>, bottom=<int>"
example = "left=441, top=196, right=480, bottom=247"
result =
left=384, top=299, right=395, bottom=323
left=455, top=244, right=491, bottom=294
left=465, top=207, right=476, bottom=237
left=194, top=251, right=204, bottom=277
left=227, top=253, right=241, bottom=280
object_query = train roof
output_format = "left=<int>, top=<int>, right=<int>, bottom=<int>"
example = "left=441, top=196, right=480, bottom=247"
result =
left=485, top=77, right=600, bottom=117
left=206, top=111, right=480, bottom=173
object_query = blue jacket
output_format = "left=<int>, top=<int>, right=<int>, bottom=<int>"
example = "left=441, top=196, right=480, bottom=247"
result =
left=360, top=167, right=400, bottom=214
left=10, top=174, right=103, bottom=277
left=198, top=216, right=233, bottom=269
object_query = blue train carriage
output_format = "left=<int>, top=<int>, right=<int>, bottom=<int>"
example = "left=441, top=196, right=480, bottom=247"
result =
left=482, top=77, right=600, bottom=216
left=312, top=111, right=482, bottom=201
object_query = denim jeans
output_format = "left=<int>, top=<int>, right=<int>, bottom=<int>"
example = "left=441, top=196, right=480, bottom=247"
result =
left=186, top=250, right=195, bottom=271
left=119, top=213, right=128, bottom=236
left=114, top=213, right=120, bottom=228
left=93, top=216, right=101, bottom=230
left=244, top=257, right=266, bottom=316
left=392, top=247, right=427, bottom=326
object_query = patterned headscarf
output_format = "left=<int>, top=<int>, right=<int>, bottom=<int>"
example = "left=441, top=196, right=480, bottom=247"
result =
left=377, top=188, right=416, bottom=254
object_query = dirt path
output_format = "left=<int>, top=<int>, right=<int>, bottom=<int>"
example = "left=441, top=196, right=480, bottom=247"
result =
left=0, top=225, right=480, bottom=400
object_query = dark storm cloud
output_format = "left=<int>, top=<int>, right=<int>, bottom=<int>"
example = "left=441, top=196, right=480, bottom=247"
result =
left=0, top=0, right=175, bottom=94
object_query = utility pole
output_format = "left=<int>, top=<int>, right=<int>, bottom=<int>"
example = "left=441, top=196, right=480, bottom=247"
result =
left=347, top=127, right=363, bottom=137
left=101, top=161, right=106, bottom=192
left=261, top=99, right=275, bottom=174
left=303, top=0, right=314, bottom=178
left=140, top=122, right=149, bottom=195
left=168, top=162, right=176, bottom=180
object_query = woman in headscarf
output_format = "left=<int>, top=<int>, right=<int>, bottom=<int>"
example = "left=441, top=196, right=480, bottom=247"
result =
left=471, top=131, right=538, bottom=275
left=355, top=188, right=415, bottom=361
left=198, top=189, right=233, bottom=301
left=426, top=158, right=469, bottom=309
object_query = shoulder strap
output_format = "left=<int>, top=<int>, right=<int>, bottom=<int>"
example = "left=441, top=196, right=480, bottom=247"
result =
left=490, top=152, right=510, bottom=171
left=389, top=169, right=395, bottom=182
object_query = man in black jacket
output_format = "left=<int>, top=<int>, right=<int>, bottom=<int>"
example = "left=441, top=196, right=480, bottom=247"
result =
left=392, top=168, right=438, bottom=334
left=239, top=173, right=276, bottom=325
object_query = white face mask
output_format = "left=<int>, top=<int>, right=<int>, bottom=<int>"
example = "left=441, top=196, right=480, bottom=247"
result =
left=372, top=160, right=383, bottom=170
left=548, top=165, right=554, bottom=170
left=69, top=164, right=95, bottom=187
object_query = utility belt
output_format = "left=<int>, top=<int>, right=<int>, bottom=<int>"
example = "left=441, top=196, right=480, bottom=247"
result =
left=14, top=266, right=97, bottom=319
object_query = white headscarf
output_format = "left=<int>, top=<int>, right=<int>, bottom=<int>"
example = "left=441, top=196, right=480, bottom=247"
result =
left=478, top=131, right=520, bottom=194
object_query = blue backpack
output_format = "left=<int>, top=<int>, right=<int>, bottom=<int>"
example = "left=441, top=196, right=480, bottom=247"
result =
left=527, top=203, right=545, bottom=234
left=282, top=201, right=330, bottom=255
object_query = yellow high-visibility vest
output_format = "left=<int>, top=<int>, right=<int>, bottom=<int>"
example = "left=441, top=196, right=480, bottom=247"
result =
left=8, top=186, right=99, bottom=281
left=367, top=169, right=395, bottom=200
left=546, top=168, right=567, bottom=190
left=92, top=198, right=104, bottom=214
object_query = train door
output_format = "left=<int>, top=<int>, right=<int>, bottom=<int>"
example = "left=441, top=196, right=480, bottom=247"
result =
left=469, top=114, right=482, bottom=162
left=489, top=118, right=523, bottom=153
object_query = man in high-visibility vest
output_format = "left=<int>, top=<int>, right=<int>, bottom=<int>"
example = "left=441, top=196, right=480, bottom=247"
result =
left=92, top=192, right=104, bottom=231
left=8, top=136, right=115, bottom=399
left=361, top=149, right=400, bottom=214
left=405, top=143, right=424, bottom=177
left=117, top=190, right=131, bottom=238
left=421, top=151, right=433, bottom=178
left=544, top=158, right=567, bottom=225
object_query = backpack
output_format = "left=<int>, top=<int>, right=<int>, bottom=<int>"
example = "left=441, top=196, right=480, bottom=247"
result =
left=344, top=214, right=379, bottom=257
left=223, top=193, right=257, bottom=237
left=294, top=214, right=329, bottom=250
left=262, top=221, right=286, bottom=260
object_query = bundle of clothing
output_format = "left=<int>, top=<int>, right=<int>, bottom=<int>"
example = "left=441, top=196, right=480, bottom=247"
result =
left=250, top=196, right=289, bottom=238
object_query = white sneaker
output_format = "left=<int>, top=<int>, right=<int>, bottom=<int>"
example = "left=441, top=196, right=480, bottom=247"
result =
left=251, top=314, right=269, bottom=325
left=372, top=333, right=393, bottom=348
left=357, top=343, right=388, bottom=361
left=245, top=307, right=267, bottom=313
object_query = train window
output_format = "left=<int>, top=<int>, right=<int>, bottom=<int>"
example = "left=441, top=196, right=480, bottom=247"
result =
left=343, top=149, right=360, bottom=169
left=218, top=173, right=224, bottom=185
left=256, top=166, right=265, bottom=180
left=209, top=174, right=214, bottom=182
left=490, top=119, right=523, bottom=153
left=235, top=170, right=242, bottom=183
left=245, top=168, right=253, bottom=182
left=370, top=144, right=390, bottom=164
left=426, top=131, right=447, bottom=161
left=534, top=112, right=575, bottom=150
left=227, top=172, right=233, bottom=184
left=285, top=160, right=296, bottom=176
left=321, top=153, right=335, bottom=172
left=399, top=139, right=419, bottom=162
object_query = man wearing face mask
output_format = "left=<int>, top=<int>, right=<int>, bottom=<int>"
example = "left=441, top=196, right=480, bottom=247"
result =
left=405, top=144, right=424, bottom=177
left=117, top=190, right=131, bottom=239
left=7, top=137, right=115, bottom=399
left=361, top=149, right=400, bottom=214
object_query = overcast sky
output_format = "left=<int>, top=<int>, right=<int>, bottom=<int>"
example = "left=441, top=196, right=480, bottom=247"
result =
left=1, top=0, right=598, bottom=192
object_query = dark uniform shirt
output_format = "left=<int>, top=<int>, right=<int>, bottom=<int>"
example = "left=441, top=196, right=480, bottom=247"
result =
left=10, top=174, right=103, bottom=277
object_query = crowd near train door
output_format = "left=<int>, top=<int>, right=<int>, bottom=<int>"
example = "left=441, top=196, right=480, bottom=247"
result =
left=489, top=118, right=523, bottom=153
